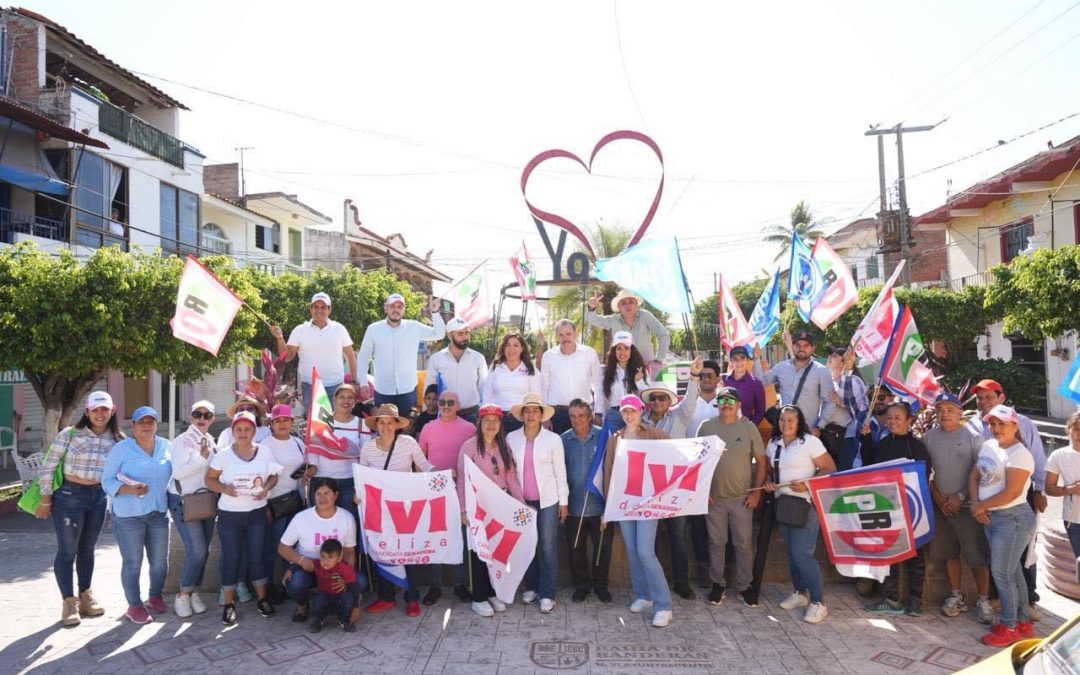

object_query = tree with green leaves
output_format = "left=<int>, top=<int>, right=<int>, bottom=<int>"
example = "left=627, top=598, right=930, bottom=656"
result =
left=985, top=245, right=1080, bottom=340
left=685, top=276, right=774, bottom=352
left=763, top=200, right=824, bottom=261
left=0, top=243, right=262, bottom=440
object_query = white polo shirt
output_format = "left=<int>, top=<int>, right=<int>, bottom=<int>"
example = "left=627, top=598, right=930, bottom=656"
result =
left=287, top=319, right=354, bottom=385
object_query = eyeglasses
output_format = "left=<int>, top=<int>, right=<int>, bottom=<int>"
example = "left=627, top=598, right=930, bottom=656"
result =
left=699, top=372, right=718, bottom=379
left=717, top=397, right=738, bottom=405
left=191, top=411, right=214, bottom=420
left=648, top=394, right=670, bottom=403
left=437, top=399, right=457, bottom=407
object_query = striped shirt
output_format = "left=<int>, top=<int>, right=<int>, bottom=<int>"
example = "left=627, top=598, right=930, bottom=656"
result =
left=359, top=435, right=435, bottom=473
left=39, top=426, right=122, bottom=496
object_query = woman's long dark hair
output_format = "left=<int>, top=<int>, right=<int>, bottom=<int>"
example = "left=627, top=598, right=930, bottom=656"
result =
left=602, top=344, right=648, bottom=399
left=491, top=332, right=536, bottom=376
left=771, top=404, right=810, bottom=441
left=475, top=418, right=515, bottom=472
left=74, top=410, right=125, bottom=441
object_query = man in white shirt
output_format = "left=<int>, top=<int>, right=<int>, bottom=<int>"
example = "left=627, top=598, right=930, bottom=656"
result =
left=423, top=317, right=487, bottom=422
left=356, top=293, right=445, bottom=413
left=271, top=292, right=357, bottom=412
left=540, top=319, right=601, bottom=434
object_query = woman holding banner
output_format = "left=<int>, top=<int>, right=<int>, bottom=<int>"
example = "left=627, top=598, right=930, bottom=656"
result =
left=763, top=405, right=835, bottom=625
left=457, top=404, right=524, bottom=616
left=602, top=395, right=671, bottom=627
left=596, top=332, right=648, bottom=433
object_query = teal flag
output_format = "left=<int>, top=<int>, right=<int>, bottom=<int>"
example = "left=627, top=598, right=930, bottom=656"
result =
left=593, top=237, right=692, bottom=314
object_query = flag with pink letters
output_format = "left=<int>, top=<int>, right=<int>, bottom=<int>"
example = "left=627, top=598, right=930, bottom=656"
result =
left=601, top=436, right=723, bottom=522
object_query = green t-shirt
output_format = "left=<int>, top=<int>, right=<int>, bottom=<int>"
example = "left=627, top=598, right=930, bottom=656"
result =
left=698, top=417, right=764, bottom=500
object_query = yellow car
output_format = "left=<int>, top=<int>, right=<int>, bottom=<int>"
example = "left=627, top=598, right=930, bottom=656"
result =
left=957, top=612, right=1080, bottom=673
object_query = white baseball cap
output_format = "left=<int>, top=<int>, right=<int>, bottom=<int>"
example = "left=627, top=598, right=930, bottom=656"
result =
left=310, top=292, right=332, bottom=306
left=385, top=293, right=406, bottom=306
left=85, top=391, right=114, bottom=410
left=613, top=331, right=633, bottom=347
left=190, top=399, right=216, bottom=414
left=446, top=317, right=468, bottom=332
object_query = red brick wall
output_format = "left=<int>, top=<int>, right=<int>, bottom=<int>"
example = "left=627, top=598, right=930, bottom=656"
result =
left=2, top=13, right=43, bottom=104
left=884, top=225, right=947, bottom=283
left=204, top=163, right=239, bottom=200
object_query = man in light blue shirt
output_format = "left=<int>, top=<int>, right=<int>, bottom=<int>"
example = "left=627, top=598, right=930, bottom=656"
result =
left=751, top=330, right=835, bottom=434
left=356, top=293, right=445, bottom=413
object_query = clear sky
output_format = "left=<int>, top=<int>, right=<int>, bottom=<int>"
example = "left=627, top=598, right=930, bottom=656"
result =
left=25, top=0, right=1080, bottom=307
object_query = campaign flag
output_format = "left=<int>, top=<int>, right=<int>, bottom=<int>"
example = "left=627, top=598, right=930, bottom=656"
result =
left=836, top=459, right=934, bottom=549
left=304, top=367, right=359, bottom=460
left=879, top=306, right=943, bottom=405
left=170, top=256, right=244, bottom=355
left=808, top=237, right=858, bottom=330
left=808, top=464, right=916, bottom=570
left=717, top=273, right=754, bottom=349
left=593, top=236, right=692, bottom=314
left=748, top=268, right=781, bottom=347
left=787, top=231, right=826, bottom=321
left=463, top=457, right=538, bottom=604
left=851, top=261, right=905, bottom=366
left=585, top=416, right=614, bottom=502
left=509, top=243, right=537, bottom=301
left=354, top=465, right=463, bottom=589
left=601, top=435, right=723, bottom=522
left=448, top=261, right=493, bottom=329
left=1059, top=352, right=1080, bottom=405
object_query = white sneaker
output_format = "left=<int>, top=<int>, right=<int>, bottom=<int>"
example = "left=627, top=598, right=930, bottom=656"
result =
left=539, top=598, right=555, bottom=613
left=489, top=597, right=507, bottom=613
left=652, top=610, right=673, bottom=627
left=803, top=603, right=828, bottom=624
left=629, top=599, right=654, bottom=613
left=471, top=601, right=494, bottom=617
left=189, top=593, right=207, bottom=615
left=522, top=591, right=538, bottom=604
left=779, top=592, right=809, bottom=610
left=174, top=594, right=193, bottom=618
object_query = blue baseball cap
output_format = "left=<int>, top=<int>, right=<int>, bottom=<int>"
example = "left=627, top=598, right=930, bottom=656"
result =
left=934, top=393, right=963, bottom=408
left=132, top=406, right=160, bottom=422
left=728, top=345, right=751, bottom=359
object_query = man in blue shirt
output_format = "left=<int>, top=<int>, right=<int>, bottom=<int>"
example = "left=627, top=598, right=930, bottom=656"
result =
left=561, top=399, right=612, bottom=603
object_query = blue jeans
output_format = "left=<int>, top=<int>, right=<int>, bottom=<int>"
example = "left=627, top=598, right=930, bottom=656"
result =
left=217, top=508, right=269, bottom=590
left=284, top=563, right=368, bottom=606
left=665, top=516, right=690, bottom=585
left=301, top=382, right=339, bottom=416
left=311, top=588, right=357, bottom=622
left=619, top=519, right=671, bottom=611
left=377, top=565, right=420, bottom=602
left=523, top=501, right=559, bottom=600
left=50, top=482, right=107, bottom=599
left=374, top=390, right=417, bottom=415
left=1067, top=522, right=1080, bottom=559
left=167, top=492, right=215, bottom=592
left=264, top=511, right=294, bottom=588
left=779, top=506, right=824, bottom=603
left=985, top=503, right=1035, bottom=627
left=112, top=510, right=169, bottom=608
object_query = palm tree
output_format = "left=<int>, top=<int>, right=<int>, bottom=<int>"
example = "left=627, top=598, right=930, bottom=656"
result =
left=763, top=199, right=824, bottom=261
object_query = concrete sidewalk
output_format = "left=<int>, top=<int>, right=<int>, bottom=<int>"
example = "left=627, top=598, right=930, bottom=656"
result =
left=1, top=513, right=1076, bottom=675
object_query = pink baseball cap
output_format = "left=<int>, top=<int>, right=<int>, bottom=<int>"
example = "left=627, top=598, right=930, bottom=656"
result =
left=618, top=395, right=644, bottom=412
left=982, top=404, right=1019, bottom=425
left=270, top=404, right=293, bottom=421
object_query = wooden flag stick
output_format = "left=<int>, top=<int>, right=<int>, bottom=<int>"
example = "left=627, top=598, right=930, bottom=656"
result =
left=573, top=492, right=589, bottom=549
left=241, top=299, right=275, bottom=331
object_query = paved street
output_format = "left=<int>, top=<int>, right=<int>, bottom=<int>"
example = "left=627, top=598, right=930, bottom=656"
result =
left=1, top=512, right=1076, bottom=675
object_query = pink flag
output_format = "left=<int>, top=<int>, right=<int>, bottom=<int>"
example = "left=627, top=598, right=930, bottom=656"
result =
left=449, top=261, right=493, bottom=329
left=809, top=237, right=859, bottom=330
left=508, top=243, right=537, bottom=301
left=851, top=261, right=905, bottom=365
left=170, top=256, right=243, bottom=356
left=717, top=274, right=753, bottom=349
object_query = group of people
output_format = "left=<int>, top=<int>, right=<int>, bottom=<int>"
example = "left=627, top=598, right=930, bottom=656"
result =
left=30, top=288, right=1076, bottom=648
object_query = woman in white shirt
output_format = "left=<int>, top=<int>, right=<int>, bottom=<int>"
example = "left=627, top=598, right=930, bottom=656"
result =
left=216, top=396, right=271, bottom=450
left=205, top=411, right=284, bottom=626
left=763, top=405, right=835, bottom=625
left=167, top=400, right=218, bottom=618
left=1046, top=411, right=1080, bottom=557
left=261, top=404, right=311, bottom=601
left=310, top=383, right=368, bottom=515
left=969, top=405, right=1036, bottom=647
left=597, top=331, right=648, bottom=433
left=482, top=332, right=540, bottom=434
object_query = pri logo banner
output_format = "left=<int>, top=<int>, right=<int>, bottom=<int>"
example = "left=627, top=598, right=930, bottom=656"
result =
left=601, top=436, right=723, bottom=522
left=809, top=467, right=916, bottom=567
left=463, top=457, right=537, bottom=604
left=354, top=466, right=463, bottom=566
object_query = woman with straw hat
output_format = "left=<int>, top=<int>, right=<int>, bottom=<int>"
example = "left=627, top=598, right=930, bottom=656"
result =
left=216, top=395, right=270, bottom=450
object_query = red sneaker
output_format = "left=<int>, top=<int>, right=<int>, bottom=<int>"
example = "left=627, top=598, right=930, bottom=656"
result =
left=145, top=596, right=167, bottom=614
left=981, top=623, right=1021, bottom=647
left=405, top=601, right=421, bottom=618
left=366, top=599, right=396, bottom=614
left=1016, top=621, right=1036, bottom=638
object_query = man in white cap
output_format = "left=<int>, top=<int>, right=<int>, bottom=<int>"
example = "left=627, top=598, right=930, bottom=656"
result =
left=585, top=289, right=670, bottom=371
left=271, top=292, right=357, bottom=412
left=541, top=319, right=601, bottom=434
left=356, top=293, right=445, bottom=413
left=423, top=317, right=487, bottom=422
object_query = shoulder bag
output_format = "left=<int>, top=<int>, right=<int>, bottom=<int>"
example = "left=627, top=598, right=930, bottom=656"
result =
left=764, top=360, right=813, bottom=428
left=267, top=438, right=306, bottom=521
left=773, top=439, right=811, bottom=528
left=175, top=433, right=219, bottom=522
left=17, top=427, right=75, bottom=515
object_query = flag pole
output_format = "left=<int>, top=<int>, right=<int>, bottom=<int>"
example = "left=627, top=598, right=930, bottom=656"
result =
left=240, top=299, right=275, bottom=331
left=573, top=493, right=589, bottom=549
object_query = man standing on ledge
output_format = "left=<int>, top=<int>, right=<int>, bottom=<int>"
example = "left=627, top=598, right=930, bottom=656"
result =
left=271, top=292, right=357, bottom=412
left=585, top=289, right=670, bottom=374
left=541, top=319, right=601, bottom=435
left=424, top=317, right=488, bottom=423
left=356, top=293, right=445, bottom=413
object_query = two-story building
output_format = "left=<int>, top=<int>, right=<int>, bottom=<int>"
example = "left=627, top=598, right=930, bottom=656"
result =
left=913, top=134, right=1080, bottom=418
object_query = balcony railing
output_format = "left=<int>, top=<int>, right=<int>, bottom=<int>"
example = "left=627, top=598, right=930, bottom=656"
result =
left=0, top=206, right=65, bottom=244
left=98, top=102, right=184, bottom=168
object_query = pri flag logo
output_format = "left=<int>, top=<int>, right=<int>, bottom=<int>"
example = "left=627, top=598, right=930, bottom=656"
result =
left=809, top=467, right=916, bottom=566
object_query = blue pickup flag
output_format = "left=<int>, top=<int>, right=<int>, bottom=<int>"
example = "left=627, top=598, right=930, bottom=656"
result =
left=787, top=231, right=825, bottom=321
left=1060, top=353, right=1080, bottom=405
left=585, top=417, right=614, bottom=502
left=748, top=268, right=781, bottom=346
left=593, top=236, right=692, bottom=314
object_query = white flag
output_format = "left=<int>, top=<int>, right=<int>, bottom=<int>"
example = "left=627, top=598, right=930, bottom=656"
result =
left=601, top=435, right=723, bottom=522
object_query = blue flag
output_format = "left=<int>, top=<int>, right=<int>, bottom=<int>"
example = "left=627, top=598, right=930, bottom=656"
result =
left=748, top=268, right=781, bottom=346
left=585, top=417, right=614, bottom=502
left=593, top=236, right=692, bottom=314
left=1060, top=353, right=1080, bottom=404
left=787, top=231, right=825, bottom=321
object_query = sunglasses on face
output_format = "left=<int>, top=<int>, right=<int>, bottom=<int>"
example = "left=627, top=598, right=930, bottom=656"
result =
left=191, top=411, right=214, bottom=420
left=717, top=397, right=738, bottom=405
left=438, top=399, right=457, bottom=407
left=648, top=395, right=670, bottom=403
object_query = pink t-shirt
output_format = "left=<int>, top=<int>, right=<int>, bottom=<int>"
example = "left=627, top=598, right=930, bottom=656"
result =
left=418, top=417, right=477, bottom=472
left=522, top=439, right=540, bottom=501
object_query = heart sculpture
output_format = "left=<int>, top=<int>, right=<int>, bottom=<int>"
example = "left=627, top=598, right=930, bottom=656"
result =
left=520, top=130, right=665, bottom=259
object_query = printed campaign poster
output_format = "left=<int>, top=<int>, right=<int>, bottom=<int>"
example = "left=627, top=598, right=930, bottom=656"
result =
left=601, top=435, right=723, bottom=522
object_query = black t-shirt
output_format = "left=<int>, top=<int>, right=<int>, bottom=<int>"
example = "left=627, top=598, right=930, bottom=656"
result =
left=860, top=432, right=931, bottom=471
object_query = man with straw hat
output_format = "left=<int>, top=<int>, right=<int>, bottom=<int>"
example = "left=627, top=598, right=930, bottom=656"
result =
left=585, top=288, right=670, bottom=371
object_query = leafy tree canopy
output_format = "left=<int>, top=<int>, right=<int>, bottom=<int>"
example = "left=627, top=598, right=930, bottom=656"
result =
left=985, top=245, right=1080, bottom=340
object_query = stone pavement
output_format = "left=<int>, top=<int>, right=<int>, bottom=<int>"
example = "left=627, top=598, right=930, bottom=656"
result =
left=1, top=513, right=1077, bottom=675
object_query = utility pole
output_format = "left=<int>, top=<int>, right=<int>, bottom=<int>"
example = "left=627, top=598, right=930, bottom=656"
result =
left=865, top=122, right=942, bottom=285
left=235, top=146, right=254, bottom=198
